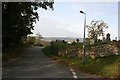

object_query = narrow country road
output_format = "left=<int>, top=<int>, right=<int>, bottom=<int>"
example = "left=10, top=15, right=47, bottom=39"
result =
left=2, top=46, right=73, bottom=78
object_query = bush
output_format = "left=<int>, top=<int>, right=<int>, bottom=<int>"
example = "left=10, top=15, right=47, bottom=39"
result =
left=51, top=43, right=68, bottom=54
left=25, top=36, right=36, bottom=45
left=43, top=42, right=71, bottom=56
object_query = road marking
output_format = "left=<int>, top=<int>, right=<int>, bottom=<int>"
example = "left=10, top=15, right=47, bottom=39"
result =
left=72, top=72, right=76, bottom=75
left=70, top=68, right=74, bottom=72
left=73, top=75, right=78, bottom=79
left=70, top=68, right=78, bottom=79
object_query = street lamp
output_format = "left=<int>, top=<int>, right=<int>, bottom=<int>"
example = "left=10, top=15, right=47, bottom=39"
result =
left=80, top=10, right=86, bottom=64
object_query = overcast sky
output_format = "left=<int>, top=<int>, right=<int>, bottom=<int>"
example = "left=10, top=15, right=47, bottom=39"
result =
left=32, top=1, right=118, bottom=39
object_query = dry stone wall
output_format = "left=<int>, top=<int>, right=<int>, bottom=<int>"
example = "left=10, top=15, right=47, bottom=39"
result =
left=58, top=41, right=120, bottom=59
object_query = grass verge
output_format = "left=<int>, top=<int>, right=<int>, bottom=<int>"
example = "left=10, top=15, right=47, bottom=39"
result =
left=42, top=46, right=120, bottom=78
left=2, top=45, right=29, bottom=66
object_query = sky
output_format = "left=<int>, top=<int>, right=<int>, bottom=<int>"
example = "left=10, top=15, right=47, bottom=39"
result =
left=32, top=1, right=118, bottom=40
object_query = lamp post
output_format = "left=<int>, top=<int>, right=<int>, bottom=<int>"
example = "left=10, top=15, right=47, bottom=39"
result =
left=80, top=10, right=86, bottom=64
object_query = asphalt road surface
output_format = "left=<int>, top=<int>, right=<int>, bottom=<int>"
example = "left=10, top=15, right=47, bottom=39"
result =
left=2, top=46, right=73, bottom=78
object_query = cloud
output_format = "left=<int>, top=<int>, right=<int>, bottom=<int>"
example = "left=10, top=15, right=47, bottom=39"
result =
left=33, top=17, right=81, bottom=37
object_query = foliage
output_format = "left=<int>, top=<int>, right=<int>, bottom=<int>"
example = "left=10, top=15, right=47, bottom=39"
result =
left=2, top=2, right=54, bottom=52
left=86, top=20, right=108, bottom=43
left=50, top=42, right=69, bottom=55
left=42, top=45, right=53, bottom=56
left=42, top=42, right=83, bottom=57
left=25, top=36, right=36, bottom=45
left=43, top=41, right=120, bottom=77
left=45, top=54, right=120, bottom=78
left=106, top=33, right=111, bottom=42
left=34, top=33, right=43, bottom=45
left=76, top=39, right=79, bottom=43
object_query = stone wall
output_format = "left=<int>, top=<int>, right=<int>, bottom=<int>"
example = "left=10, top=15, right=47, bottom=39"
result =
left=58, top=41, right=120, bottom=59
left=86, top=42, right=119, bottom=59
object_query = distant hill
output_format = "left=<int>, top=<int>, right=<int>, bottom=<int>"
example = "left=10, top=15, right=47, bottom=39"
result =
left=40, top=37, right=83, bottom=42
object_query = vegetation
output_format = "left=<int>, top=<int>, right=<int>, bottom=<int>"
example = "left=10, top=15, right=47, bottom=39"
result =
left=25, top=36, right=36, bottom=45
left=2, top=44, right=28, bottom=65
left=42, top=42, right=120, bottom=78
left=43, top=42, right=70, bottom=56
left=2, top=1, right=54, bottom=65
left=47, top=55, right=120, bottom=78
left=2, top=1, right=54, bottom=52
left=86, top=20, right=108, bottom=43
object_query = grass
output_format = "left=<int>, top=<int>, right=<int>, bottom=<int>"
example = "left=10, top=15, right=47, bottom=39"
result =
left=42, top=45, right=120, bottom=78
left=42, top=42, right=120, bottom=78
left=2, top=44, right=29, bottom=65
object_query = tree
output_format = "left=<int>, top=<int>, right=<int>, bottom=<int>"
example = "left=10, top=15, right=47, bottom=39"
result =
left=76, top=39, right=79, bottom=43
left=26, top=36, right=36, bottom=45
left=2, top=1, right=54, bottom=51
left=86, top=20, right=108, bottom=43
left=106, top=33, right=111, bottom=42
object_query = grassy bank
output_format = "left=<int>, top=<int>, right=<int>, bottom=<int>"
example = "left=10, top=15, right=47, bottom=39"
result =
left=42, top=44, right=120, bottom=78
left=2, top=44, right=29, bottom=66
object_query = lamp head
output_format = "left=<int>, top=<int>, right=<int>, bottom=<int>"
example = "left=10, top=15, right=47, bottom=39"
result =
left=80, top=11, right=86, bottom=14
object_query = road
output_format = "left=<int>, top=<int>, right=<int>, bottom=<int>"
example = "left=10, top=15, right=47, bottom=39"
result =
left=2, top=46, right=73, bottom=78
